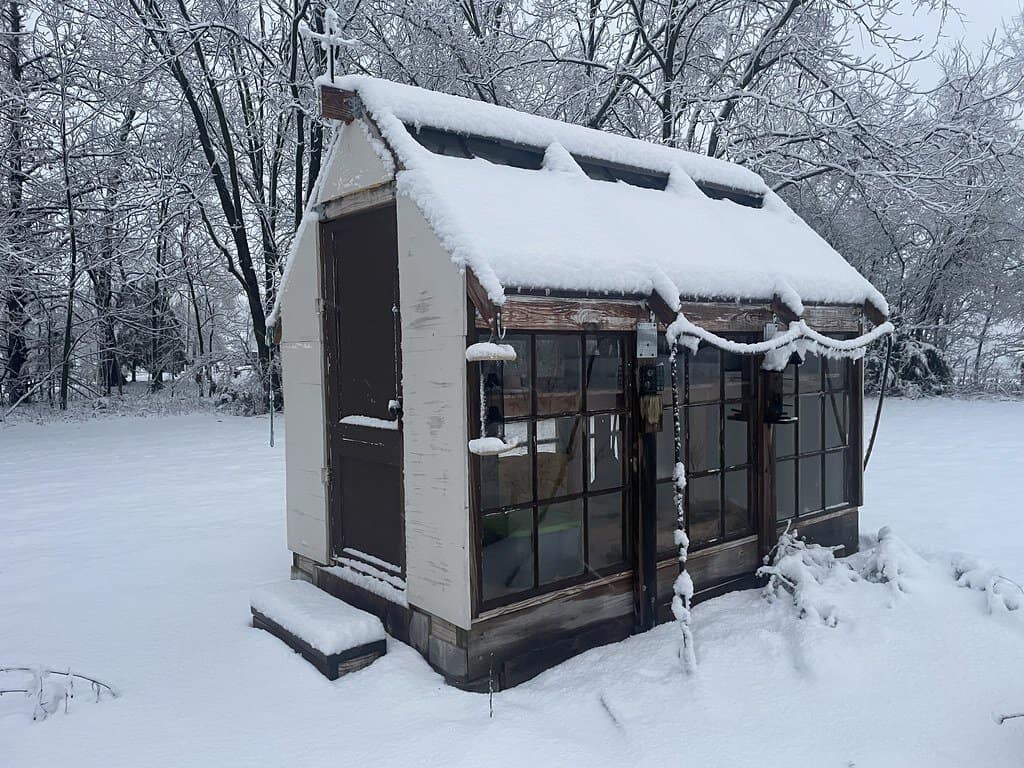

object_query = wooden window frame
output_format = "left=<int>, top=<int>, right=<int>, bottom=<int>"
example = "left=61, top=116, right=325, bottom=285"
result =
left=774, top=354, right=860, bottom=523
left=473, top=329, right=635, bottom=611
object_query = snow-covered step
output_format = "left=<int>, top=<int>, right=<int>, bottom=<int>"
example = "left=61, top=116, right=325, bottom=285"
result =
left=250, top=580, right=386, bottom=680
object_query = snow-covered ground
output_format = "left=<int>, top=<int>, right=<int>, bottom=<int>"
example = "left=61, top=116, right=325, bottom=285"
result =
left=1, top=399, right=1022, bottom=767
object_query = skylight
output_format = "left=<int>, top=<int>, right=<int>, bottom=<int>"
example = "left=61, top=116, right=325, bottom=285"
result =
left=405, top=124, right=763, bottom=208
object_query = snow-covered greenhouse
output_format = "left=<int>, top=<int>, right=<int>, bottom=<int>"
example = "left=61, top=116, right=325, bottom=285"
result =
left=264, top=75, right=892, bottom=689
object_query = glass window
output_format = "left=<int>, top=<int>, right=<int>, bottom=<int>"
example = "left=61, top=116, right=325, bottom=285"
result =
left=478, top=331, right=631, bottom=607
left=777, top=354, right=856, bottom=520
left=656, top=414, right=678, bottom=480
left=825, top=451, right=846, bottom=508
left=536, top=416, right=583, bottom=499
left=588, top=414, right=623, bottom=491
left=536, top=335, right=581, bottom=414
left=656, top=483, right=678, bottom=553
left=585, top=336, right=624, bottom=411
left=799, top=353, right=822, bottom=392
left=799, top=455, right=823, bottom=516
left=587, top=492, right=624, bottom=570
left=481, top=509, right=534, bottom=601
left=825, top=391, right=847, bottom=449
left=479, top=422, right=532, bottom=509
left=688, top=404, right=719, bottom=473
left=799, top=393, right=822, bottom=452
left=724, top=416, right=748, bottom=468
left=723, top=351, right=752, bottom=400
left=538, top=499, right=584, bottom=584
left=774, top=408, right=796, bottom=458
left=481, top=334, right=531, bottom=422
left=689, top=346, right=720, bottom=402
left=824, top=357, right=848, bottom=393
left=657, top=338, right=756, bottom=553
left=724, top=470, right=749, bottom=537
left=776, top=458, right=796, bottom=521
left=688, top=474, right=720, bottom=547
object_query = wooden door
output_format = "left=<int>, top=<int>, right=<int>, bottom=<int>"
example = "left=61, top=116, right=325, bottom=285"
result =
left=321, top=204, right=405, bottom=572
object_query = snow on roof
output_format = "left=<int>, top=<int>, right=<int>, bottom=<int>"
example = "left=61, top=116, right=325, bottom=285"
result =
left=309, top=75, right=888, bottom=318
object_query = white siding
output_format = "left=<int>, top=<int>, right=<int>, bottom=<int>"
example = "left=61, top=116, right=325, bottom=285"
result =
left=397, top=195, right=473, bottom=629
left=281, top=119, right=396, bottom=565
left=318, top=122, right=394, bottom=203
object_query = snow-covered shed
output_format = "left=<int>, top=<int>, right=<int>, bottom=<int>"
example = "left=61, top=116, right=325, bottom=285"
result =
left=268, top=75, right=891, bottom=689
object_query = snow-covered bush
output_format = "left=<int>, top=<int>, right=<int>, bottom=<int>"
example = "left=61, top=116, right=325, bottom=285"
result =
left=950, top=555, right=1023, bottom=613
left=0, top=667, right=118, bottom=722
left=757, top=528, right=855, bottom=626
left=214, top=363, right=272, bottom=416
left=865, top=328, right=952, bottom=397
left=857, top=526, right=929, bottom=596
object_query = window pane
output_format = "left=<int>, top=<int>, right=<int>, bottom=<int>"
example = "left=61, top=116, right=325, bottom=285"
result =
left=724, top=469, right=750, bottom=537
left=825, top=450, right=847, bottom=508
left=723, top=350, right=751, bottom=400
left=538, top=499, right=584, bottom=584
left=800, top=455, right=823, bottom=516
left=825, top=391, right=848, bottom=449
left=799, top=354, right=822, bottom=392
left=479, top=422, right=532, bottom=509
left=689, top=345, right=720, bottom=402
left=776, top=458, right=796, bottom=521
left=536, top=416, right=583, bottom=499
left=824, top=357, right=849, bottom=392
left=588, top=414, right=623, bottom=491
left=585, top=336, right=624, bottom=411
left=536, top=335, right=581, bottom=414
left=656, top=409, right=679, bottom=480
left=782, top=363, right=797, bottom=395
left=774, top=398, right=796, bottom=457
left=689, top=474, right=721, bottom=546
left=481, top=334, right=531, bottom=421
left=724, top=414, right=748, bottom=467
left=657, top=482, right=679, bottom=554
left=688, top=404, right=720, bottom=472
left=481, top=509, right=534, bottom=600
left=799, top=393, right=822, bottom=453
left=587, top=492, right=624, bottom=570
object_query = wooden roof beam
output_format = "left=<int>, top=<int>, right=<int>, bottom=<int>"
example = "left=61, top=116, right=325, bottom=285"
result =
left=321, top=85, right=362, bottom=123
left=645, top=291, right=677, bottom=325
left=771, top=294, right=801, bottom=325
left=466, top=268, right=497, bottom=326
left=863, top=300, right=889, bottom=327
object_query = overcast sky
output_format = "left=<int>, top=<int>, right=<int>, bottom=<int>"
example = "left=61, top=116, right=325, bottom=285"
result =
left=878, top=1, right=1023, bottom=86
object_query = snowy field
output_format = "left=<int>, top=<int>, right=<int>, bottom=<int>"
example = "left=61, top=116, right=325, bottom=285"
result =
left=1, top=399, right=1023, bottom=767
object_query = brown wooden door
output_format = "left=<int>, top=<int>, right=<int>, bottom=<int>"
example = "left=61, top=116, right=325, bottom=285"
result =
left=321, top=204, right=404, bottom=572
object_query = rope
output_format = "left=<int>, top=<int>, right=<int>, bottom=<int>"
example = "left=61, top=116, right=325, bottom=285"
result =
left=667, top=315, right=894, bottom=361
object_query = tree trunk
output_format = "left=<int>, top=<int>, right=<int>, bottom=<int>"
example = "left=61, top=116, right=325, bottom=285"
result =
left=3, top=0, right=31, bottom=406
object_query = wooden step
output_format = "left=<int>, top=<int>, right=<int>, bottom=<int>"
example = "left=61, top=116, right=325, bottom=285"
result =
left=251, top=580, right=386, bottom=680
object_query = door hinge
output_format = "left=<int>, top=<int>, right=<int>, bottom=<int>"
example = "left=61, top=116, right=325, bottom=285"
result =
left=321, top=466, right=332, bottom=485
left=316, top=297, right=327, bottom=316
